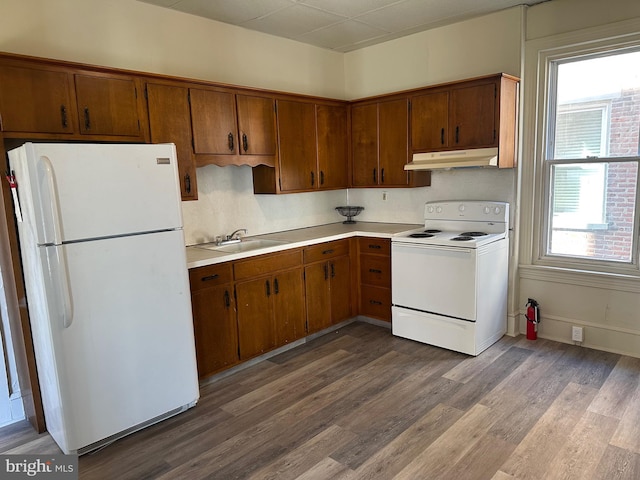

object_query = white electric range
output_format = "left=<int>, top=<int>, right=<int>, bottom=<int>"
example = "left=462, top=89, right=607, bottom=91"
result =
left=391, top=201, right=509, bottom=355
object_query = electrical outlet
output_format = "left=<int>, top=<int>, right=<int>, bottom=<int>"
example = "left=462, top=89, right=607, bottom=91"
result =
left=382, top=191, right=387, bottom=201
left=572, top=326, right=584, bottom=342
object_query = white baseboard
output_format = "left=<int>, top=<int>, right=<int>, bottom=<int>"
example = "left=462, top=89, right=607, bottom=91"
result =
left=517, top=309, right=640, bottom=359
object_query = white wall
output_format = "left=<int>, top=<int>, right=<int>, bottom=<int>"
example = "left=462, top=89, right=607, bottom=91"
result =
left=518, top=0, right=640, bottom=357
left=0, top=0, right=345, bottom=99
left=344, top=7, right=523, bottom=99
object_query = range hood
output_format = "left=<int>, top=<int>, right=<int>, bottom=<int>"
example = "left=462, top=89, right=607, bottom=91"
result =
left=405, top=147, right=499, bottom=170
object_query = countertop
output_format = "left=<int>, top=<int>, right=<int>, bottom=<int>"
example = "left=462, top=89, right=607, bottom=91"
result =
left=186, top=222, right=421, bottom=269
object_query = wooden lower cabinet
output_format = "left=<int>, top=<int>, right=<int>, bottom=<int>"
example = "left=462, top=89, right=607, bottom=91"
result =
left=189, top=263, right=238, bottom=378
left=234, top=249, right=305, bottom=361
left=304, top=240, right=352, bottom=334
left=358, top=237, right=392, bottom=321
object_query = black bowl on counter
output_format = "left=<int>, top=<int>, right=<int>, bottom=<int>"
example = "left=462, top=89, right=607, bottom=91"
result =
left=335, top=206, right=364, bottom=224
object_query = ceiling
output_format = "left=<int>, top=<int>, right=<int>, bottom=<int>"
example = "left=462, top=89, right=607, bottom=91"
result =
left=138, top=0, right=550, bottom=53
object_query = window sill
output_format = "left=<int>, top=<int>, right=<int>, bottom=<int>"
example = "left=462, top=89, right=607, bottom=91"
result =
left=519, top=263, right=640, bottom=293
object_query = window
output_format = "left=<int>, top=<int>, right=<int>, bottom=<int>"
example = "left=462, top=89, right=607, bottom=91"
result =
left=543, top=49, right=640, bottom=266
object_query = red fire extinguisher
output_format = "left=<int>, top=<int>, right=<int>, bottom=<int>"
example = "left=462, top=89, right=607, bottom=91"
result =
left=525, top=298, right=540, bottom=340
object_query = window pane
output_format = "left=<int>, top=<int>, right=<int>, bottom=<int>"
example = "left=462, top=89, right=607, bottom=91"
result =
left=553, top=51, right=640, bottom=159
left=549, top=161, right=638, bottom=262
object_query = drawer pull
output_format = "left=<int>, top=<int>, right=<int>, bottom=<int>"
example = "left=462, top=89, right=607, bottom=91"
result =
left=369, top=268, right=382, bottom=274
left=368, top=244, right=382, bottom=249
left=369, top=300, right=383, bottom=305
left=201, top=274, right=219, bottom=282
left=322, top=249, right=334, bottom=255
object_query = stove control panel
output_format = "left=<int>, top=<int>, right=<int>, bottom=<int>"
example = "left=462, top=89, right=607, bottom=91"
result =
left=424, top=201, right=509, bottom=223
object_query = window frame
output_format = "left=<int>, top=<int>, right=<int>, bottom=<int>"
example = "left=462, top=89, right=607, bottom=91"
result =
left=534, top=43, right=640, bottom=275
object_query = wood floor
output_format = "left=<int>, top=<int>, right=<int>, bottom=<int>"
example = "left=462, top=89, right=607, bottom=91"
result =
left=2, top=321, right=640, bottom=479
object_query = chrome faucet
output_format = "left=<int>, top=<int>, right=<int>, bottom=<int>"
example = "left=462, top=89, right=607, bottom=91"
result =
left=218, top=228, right=247, bottom=245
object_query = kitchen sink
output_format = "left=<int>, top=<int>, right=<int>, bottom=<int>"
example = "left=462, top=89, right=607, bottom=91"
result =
left=194, top=238, right=289, bottom=253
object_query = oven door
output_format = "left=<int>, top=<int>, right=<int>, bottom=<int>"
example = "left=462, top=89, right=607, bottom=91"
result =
left=392, top=242, right=477, bottom=321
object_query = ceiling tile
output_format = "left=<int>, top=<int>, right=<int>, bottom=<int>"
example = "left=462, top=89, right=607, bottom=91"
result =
left=137, top=0, right=552, bottom=52
left=298, top=0, right=402, bottom=18
left=297, top=20, right=389, bottom=50
left=169, top=0, right=295, bottom=24
left=242, top=3, right=347, bottom=39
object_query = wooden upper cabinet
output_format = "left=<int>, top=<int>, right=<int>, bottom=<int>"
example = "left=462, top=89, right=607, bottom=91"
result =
left=379, top=98, right=410, bottom=187
left=277, top=99, right=317, bottom=192
left=351, top=103, right=378, bottom=187
left=411, top=91, right=449, bottom=151
left=74, top=74, right=142, bottom=138
left=146, top=83, right=197, bottom=201
left=190, top=88, right=238, bottom=155
left=316, top=104, right=348, bottom=190
left=449, top=83, right=497, bottom=148
left=410, top=74, right=518, bottom=168
left=236, top=94, right=276, bottom=156
left=352, top=98, right=420, bottom=187
left=0, top=64, right=74, bottom=134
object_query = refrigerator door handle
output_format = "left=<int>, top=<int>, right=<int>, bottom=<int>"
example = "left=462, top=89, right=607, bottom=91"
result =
left=36, top=156, right=64, bottom=245
left=46, top=245, right=74, bottom=328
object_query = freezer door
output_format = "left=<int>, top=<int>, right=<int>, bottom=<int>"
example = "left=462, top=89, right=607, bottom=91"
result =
left=8, top=143, right=183, bottom=244
left=30, top=230, right=199, bottom=453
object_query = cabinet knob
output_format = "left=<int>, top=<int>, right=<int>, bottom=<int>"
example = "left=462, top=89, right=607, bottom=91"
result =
left=441, top=127, right=445, bottom=145
left=368, top=244, right=382, bottom=249
left=455, top=126, right=460, bottom=144
left=184, top=173, right=191, bottom=194
left=311, top=171, right=315, bottom=186
left=242, top=133, right=248, bottom=152
left=228, top=132, right=234, bottom=151
left=369, top=268, right=382, bottom=274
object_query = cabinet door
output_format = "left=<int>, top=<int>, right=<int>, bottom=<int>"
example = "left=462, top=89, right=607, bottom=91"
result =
left=351, top=103, right=379, bottom=186
left=450, top=83, right=496, bottom=148
left=75, top=74, right=141, bottom=137
left=317, top=104, right=348, bottom=189
left=189, top=88, right=238, bottom=155
left=379, top=98, right=409, bottom=186
left=411, top=91, right=449, bottom=151
left=236, top=95, right=276, bottom=156
left=236, top=277, right=276, bottom=360
left=305, top=263, right=331, bottom=334
left=277, top=99, right=317, bottom=191
left=146, top=83, right=197, bottom=201
left=191, top=284, right=238, bottom=378
left=329, top=255, right=351, bottom=325
left=0, top=65, right=73, bottom=134
left=273, top=268, right=306, bottom=345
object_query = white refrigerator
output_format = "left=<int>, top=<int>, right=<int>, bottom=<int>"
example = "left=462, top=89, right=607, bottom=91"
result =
left=8, top=142, right=199, bottom=455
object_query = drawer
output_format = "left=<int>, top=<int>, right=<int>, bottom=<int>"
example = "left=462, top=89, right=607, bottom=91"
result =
left=360, top=285, right=391, bottom=321
left=304, top=239, right=350, bottom=264
left=234, top=248, right=302, bottom=280
left=360, top=255, right=391, bottom=288
left=189, top=262, right=233, bottom=292
left=358, top=237, right=390, bottom=256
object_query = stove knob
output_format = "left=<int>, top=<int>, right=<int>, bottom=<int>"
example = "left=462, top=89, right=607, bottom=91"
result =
left=458, top=204, right=465, bottom=213
left=427, top=206, right=434, bottom=213
left=484, top=206, right=491, bottom=214
left=494, top=206, right=502, bottom=215
left=436, top=206, right=443, bottom=213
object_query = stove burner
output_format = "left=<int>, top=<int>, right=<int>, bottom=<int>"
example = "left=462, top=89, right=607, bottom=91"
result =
left=423, top=229, right=442, bottom=234
left=451, top=236, right=474, bottom=241
left=460, top=231, right=488, bottom=237
left=409, top=233, right=435, bottom=238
